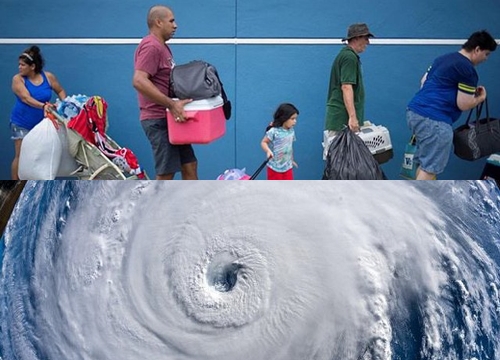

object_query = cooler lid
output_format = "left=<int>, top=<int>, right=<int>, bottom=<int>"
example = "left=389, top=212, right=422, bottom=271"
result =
left=178, top=95, right=223, bottom=111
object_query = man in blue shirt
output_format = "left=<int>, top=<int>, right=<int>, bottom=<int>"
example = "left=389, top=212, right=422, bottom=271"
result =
left=407, top=30, right=497, bottom=180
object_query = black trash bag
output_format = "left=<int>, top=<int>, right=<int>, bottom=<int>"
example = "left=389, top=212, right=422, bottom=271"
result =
left=322, top=128, right=385, bottom=180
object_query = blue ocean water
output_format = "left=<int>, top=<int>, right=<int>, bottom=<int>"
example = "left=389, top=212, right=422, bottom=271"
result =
left=1, top=181, right=500, bottom=360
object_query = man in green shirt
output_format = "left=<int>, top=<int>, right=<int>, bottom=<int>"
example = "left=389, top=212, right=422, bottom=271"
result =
left=323, top=23, right=374, bottom=159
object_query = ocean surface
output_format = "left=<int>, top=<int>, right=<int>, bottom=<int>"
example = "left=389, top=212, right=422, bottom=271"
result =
left=1, top=181, right=500, bottom=360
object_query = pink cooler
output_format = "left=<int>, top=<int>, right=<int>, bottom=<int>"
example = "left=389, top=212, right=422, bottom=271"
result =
left=166, top=96, right=226, bottom=144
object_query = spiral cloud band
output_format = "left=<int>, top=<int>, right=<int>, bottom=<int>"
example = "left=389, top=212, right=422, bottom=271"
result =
left=1, top=181, right=499, bottom=359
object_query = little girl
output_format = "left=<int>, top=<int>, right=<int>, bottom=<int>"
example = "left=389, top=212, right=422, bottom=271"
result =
left=260, top=103, right=299, bottom=180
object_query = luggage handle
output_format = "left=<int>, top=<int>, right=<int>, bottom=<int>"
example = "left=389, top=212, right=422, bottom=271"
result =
left=249, top=158, right=270, bottom=180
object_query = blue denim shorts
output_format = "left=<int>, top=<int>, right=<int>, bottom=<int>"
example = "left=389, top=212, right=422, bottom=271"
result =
left=10, top=123, right=30, bottom=140
left=406, top=109, right=453, bottom=175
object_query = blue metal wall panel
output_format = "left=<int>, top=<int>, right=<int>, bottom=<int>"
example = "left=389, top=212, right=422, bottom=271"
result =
left=0, top=1, right=236, bottom=38
left=0, top=1, right=499, bottom=180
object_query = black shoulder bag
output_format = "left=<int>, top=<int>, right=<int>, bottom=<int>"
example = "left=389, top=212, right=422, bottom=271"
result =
left=453, top=98, right=500, bottom=161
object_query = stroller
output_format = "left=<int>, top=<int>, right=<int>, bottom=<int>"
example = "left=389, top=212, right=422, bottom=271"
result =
left=48, top=95, right=148, bottom=180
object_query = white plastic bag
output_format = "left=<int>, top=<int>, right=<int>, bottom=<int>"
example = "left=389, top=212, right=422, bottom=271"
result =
left=18, top=118, right=62, bottom=180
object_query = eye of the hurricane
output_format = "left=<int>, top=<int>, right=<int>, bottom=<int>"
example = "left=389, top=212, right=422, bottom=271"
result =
left=206, top=252, right=243, bottom=293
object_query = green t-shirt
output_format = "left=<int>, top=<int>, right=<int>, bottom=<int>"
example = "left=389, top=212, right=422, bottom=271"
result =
left=324, top=46, right=365, bottom=131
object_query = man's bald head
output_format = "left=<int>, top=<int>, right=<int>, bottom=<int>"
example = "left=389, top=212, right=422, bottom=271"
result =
left=147, top=5, right=172, bottom=29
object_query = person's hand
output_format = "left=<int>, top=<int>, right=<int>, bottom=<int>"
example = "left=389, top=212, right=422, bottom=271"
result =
left=266, top=151, right=274, bottom=159
left=348, top=116, right=360, bottom=132
left=43, top=102, right=55, bottom=117
left=172, top=98, right=193, bottom=122
left=43, top=103, right=61, bottom=129
left=475, top=86, right=487, bottom=101
left=292, top=160, right=298, bottom=168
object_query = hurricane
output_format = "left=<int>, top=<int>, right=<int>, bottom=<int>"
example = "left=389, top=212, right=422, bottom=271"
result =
left=1, top=181, right=500, bottom=360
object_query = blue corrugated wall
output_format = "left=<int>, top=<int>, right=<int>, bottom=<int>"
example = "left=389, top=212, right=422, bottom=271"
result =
left=1, top=0, right=499, bottom=179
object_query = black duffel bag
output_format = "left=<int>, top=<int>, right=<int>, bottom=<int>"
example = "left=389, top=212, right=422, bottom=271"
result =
left=453, top=98, right=500, bottom=161
left=170, top=60, right=232, bottom=119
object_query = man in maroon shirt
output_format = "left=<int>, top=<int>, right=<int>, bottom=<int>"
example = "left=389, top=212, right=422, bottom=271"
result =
left=133, top=5, right=197, bottom=180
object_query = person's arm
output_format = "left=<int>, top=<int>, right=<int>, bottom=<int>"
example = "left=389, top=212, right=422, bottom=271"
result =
left=132, top=69, right=191, bottom=121
left=11, top=75, right=46, bottom=109
left=292, top=134, right=297, bottom=167
left=292, top=152, right=298, bottom=168
left=341, top=83, right=359, bottom=132
left=46, top=72, right=67, bottom=100
left=456, top=86, right=487, bottom=111
left=261, top=135, right=273, bottom=159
